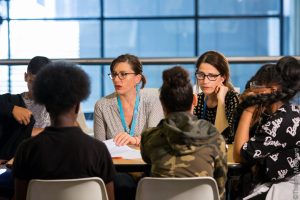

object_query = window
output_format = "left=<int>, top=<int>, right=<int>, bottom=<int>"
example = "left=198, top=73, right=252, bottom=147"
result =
left=199, top=18, right=280, bottom=56
left=104, top=0, right=194, bottom=17
left=9, top=20, right=101, bottom=58
left=0, top=0, right=298, bottom=115
left=0, top=21, right=8, bottom=59
left=9, top=0, right=101, bottom=18
left=0, top=65, right=9, bottom=94
left=104, top=20, right=194, bottom=57
left=199, top=0, right=280, bottom=16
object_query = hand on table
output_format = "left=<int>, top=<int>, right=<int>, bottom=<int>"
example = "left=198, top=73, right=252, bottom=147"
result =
left=114, top=132, right=136, bottom=146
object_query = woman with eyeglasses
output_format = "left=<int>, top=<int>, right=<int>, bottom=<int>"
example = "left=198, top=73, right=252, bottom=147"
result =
left=94, top=54, right=164, bottom=146
left=194, top=51, right=239, bottom=143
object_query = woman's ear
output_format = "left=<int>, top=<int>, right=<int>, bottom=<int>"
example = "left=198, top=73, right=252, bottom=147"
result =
left=221, top=75, right=226, bottom=84
left=135, top=74, right=142, bottom=85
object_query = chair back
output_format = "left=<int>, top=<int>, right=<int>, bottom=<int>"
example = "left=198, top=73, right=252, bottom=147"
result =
left=136, top=177, right=220, bottom=200
left=26, top=177, right=108, bottom=200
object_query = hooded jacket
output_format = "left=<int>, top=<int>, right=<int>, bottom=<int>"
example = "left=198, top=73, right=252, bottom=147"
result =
left=141, top=112, right=227, bottom=200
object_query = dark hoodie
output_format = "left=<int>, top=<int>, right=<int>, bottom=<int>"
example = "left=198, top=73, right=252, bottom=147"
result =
left=141, top=112, right=227, bottom=200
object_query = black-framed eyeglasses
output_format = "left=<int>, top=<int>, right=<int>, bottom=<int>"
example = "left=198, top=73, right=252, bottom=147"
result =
left=195, top=72, right=221, bottom=81
left=108, top=72, right=137, bottom=80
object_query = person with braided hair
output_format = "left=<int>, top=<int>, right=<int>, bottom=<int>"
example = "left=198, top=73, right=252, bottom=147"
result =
left=234, top=64, right=279, bottom=139
left=141, top=66, right=227, bottom=200
left=233, top=57, right=300, bottom=200
left=276, top=56, right=300, bottom=105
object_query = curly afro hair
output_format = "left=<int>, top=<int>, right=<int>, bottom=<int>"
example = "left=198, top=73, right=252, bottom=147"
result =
left=33, top=61, right=90, bottom=116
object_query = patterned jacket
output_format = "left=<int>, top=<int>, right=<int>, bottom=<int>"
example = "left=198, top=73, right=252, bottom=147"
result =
left=194, top=90, right=239, bottom=143
left=241, top=103, right=300, bottom=182
left=141, top=112, right=227, bottom=200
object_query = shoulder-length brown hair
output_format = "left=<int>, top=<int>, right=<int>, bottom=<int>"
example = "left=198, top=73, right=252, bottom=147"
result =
left=110, top=54, right=146, bottom=88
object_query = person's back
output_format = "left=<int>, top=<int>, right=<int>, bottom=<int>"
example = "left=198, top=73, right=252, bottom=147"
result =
left=141, top=66, right=227, bottom=200
left=13, top=126, right=113, bottom=180
left=13, top=61, right=116, bottom=200
left=141, top=112, right=226, bottom=177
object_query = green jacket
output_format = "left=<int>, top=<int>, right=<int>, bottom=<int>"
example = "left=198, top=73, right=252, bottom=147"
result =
left=141, top=112, right=227, bottom=200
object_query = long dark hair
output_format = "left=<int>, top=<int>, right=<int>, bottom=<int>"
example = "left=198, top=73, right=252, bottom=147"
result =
left=195, top=50, right=234, bottom=90
left=276, top=56, right=300, bottom=97
left=238, top=57, right=300, bottom=112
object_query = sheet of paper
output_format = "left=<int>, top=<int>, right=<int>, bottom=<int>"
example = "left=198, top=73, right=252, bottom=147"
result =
left=103, top=139, right=142, bottom=159
left=0, top=169, right=7, bottom=175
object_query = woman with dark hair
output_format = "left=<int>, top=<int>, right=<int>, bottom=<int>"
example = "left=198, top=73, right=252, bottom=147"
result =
left=276, top=56, right=300, bottom=105
left=141, top=66, right=227, bottom=200
left=194, top=51, right=239, bottom=143
left=237, top=64, right=279, bottom=134
left=233, top=57, right=300, bottom=200
left=13, top=62, right=116, bottom=200
left=94, top=54, right=164, bottom=146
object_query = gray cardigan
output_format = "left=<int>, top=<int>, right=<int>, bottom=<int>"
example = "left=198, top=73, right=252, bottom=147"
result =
left=93, top=88, right=164, bottom=141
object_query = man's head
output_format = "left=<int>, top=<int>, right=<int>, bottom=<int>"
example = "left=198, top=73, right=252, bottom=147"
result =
left=27, top=56, right=51, bottom=75
left=25, top=56, right=51, bottom=97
